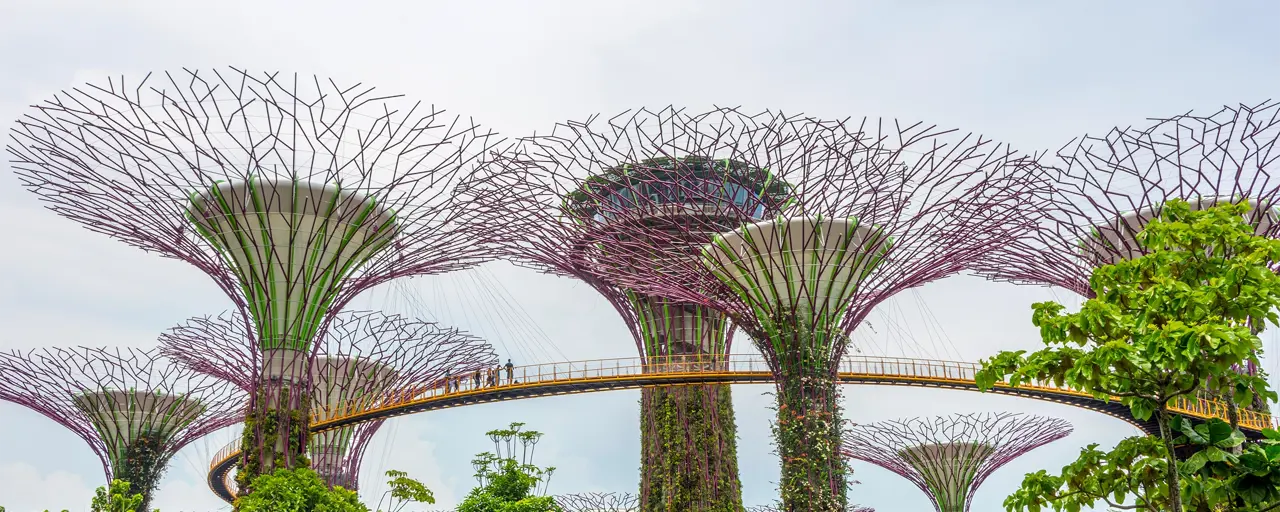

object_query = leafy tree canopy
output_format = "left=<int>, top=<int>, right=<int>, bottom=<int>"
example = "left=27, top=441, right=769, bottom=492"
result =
left=977, top=199, right=1280, bottom=512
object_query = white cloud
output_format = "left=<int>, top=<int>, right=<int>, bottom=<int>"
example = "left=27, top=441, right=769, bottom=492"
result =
left=0, top=462, right=94, bottom=512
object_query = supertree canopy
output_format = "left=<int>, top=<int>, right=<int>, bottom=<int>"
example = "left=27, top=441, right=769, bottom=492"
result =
left=0, top=347, right=243, bottom=511
left=555, top=492, right=640, bottom=512
left=971, top=100, right=1280, bottom=410
left=7, top=67, right=501, bottom=487
left=159, top=309, right=497, bottom=493
left=841, top=413, right=1073, bottom=512
left=974, top=100, right=1280, bottom=297
left=460, top=107, right=811, bottom=511
left=491, top=109, right=1049, bottom=511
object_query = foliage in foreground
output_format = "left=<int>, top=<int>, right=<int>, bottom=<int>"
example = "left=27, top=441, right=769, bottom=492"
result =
left=2, top=479, right=149, bottom=512
left=233, top=467, right=434, bottom=512
left=457, top=422, right=563, bottom=512
left=1006, top=418, right=1280, bottom=511
left=978, top=199, right=1280, bottom=512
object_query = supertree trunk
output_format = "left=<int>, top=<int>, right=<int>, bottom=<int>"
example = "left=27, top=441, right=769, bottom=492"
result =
left=237, top=378, right=312, bottom=492
left=771, top=329, right=847, bottom=512
left=640, top=383, right=741, bottom=511
left=161, top=310, right=497, bottom=501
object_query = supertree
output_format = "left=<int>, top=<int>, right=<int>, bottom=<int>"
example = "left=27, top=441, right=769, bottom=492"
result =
left=0, top=347, right=243, bottom=511
left=159, top=309, right=497, bottom=493
left=840, top=413, right=1072, bottom=512
left=7, top=67, right=501, bottom=490
left=458, top=107, right=813, bottom=511
left=467, top=108, right=1048, bottom=511
left=555, top=492, right=640, bottom=512
left=972, top=100, right=1280, bottom=415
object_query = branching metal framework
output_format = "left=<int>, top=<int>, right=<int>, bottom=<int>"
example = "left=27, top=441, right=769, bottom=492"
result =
left=841, top=413, right=1072, bottom=512
left=555, top=492, right=640, bottom=511
left=160, top=309, right=496, bottom=492
left=7, top=67, right=502, bottom=483
left=973, top=100, right=1280, bottom=405
left=463, top=107, right=804, bottom=510
left=0, top=347, right=242, bottom=511
left=476, top=107, right=1049, bottom=511
left=975, top=101, right=1280, bottom=298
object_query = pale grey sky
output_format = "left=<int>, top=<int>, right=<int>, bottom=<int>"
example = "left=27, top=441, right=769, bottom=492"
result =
left=1, top=1, right=1279, bottom=510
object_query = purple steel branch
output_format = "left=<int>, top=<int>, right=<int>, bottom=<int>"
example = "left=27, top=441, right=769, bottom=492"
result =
left=554, top=492, right=640, bottom=511
left=840, top=412, right=1073, bottom=512
left=460, top=106, right=781, bottom=358
left=7, top=67, right=503, bottom=338
left=0, top=347, right=243, bottom=483
left=159, top=309, right=497, bottom=490
left=974, top=100, right=1280, bottom=297
left=538, top=111, right=1050, bottom=366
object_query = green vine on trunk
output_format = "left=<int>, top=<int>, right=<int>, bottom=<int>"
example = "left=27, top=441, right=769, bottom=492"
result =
left=772, top=364, right=847, bottom=512
left=235, top=385, right=311, bottom=509
left=113, top=430, right=169, bottom=512
left=640, top=384, right=743, bottom=512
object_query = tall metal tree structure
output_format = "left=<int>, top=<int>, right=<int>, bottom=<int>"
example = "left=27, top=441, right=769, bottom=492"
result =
left=159, top=309, right=497, bottom=493
left=0, top=347, right=243, bottom=511
left=7, top=67, right=501, bottom=489
left=972, top=100, right=1280, bottom=413
left=461, top=107, right=809, bottom=511
left=494, top=109, right=1049, bottom=511
left=555, top=492, right=640, bottom=512
left=841, top=413, right=1072, bottom=512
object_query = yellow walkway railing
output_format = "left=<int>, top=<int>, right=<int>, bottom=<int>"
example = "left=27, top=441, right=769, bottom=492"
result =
left=208, top=354, right=1275, bottom=499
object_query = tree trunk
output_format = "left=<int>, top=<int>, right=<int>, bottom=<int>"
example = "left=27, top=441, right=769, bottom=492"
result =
left=773, top=361, right=847, bottom=512
left=1157, top=406, right=1184, bottom=512
left=234, top=355, right=312, bottom=510
left=639, top=384, right=743, bottom=512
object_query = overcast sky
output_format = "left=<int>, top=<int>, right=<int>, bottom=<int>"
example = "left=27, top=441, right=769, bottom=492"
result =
left=2, top=1, right=1279, bottom=511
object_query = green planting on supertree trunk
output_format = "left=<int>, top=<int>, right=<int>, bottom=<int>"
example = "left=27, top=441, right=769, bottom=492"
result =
left=640, top=384, right=743, bottom=512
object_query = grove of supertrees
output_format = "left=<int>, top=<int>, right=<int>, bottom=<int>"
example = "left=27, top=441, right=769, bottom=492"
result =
left=841, top=413, right=1073, bottom=512
left=0, top=347, right=243, bottom=511
left=972, top=101, right=1280, bottom=415
left=459, top=107, right=799, bottom=510
left=6, top=67, right=502, bottom=492
left=159, top=309, right=498, bottom=493
left=468, top=107, right=1050, bottom=510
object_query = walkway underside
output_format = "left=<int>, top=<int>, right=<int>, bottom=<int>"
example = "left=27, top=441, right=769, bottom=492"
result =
left=207, top=354, right=1274, bottom=503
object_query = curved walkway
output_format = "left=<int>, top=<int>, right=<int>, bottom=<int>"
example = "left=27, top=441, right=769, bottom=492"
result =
left=208, top=354, right=1274, bottom=502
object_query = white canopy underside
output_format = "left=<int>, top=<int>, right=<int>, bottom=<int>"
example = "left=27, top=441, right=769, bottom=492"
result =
left=1081, top=196, right=1278, bottom=267
left=702, top=217, right=890, bottom=320
left=72, top=390, right=206, bottom=449
left=186, top=179, right=398, bottom=346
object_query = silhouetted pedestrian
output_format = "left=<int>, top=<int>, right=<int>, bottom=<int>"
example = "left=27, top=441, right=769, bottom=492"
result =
left=505, top=359, right=514, bottom=382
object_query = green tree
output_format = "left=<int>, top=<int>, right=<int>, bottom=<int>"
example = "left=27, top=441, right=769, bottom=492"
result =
left=456, top=422, right=563, bottom=512
left=375, top=469, right=436, bottom=512
left=91, top=480, right=146, bottom=512
left=234, top=467, right=366, bottom=512
left=976, top=199, right=1280, bottom=512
